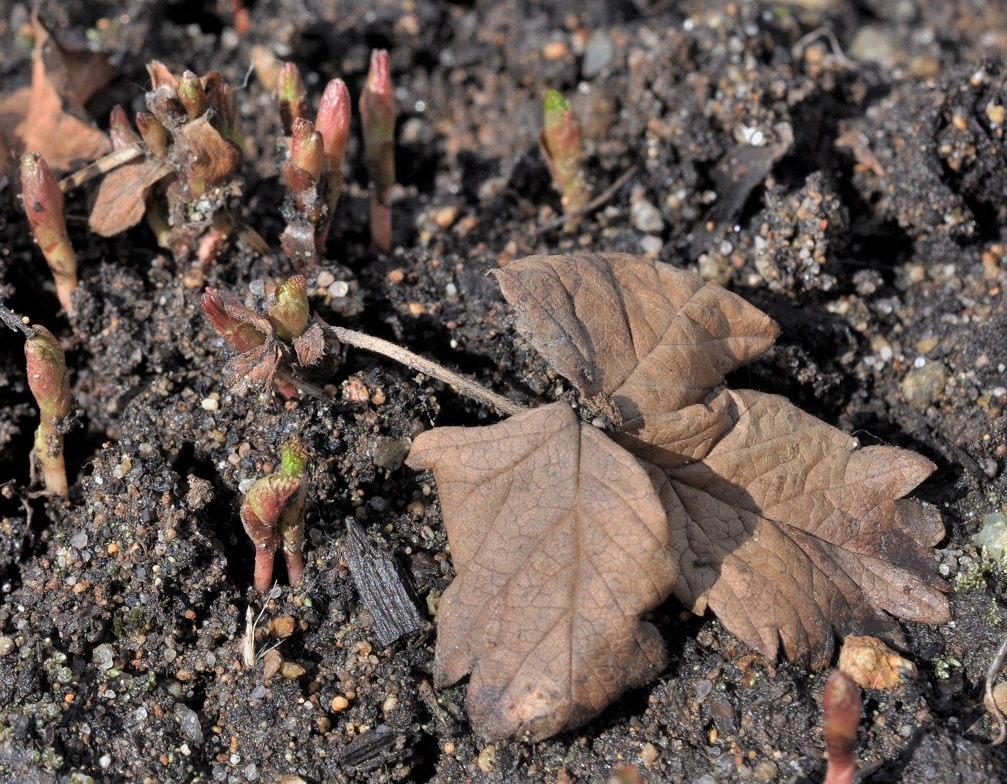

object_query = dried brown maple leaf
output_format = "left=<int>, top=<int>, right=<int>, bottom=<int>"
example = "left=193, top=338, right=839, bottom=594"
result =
left=408, top=252, right=949, bottom=740
left=0, top=15, right=113, bottom=172
left=645, top=388, right=948, bottom=668
left=407, top=401, right=676, bottom=740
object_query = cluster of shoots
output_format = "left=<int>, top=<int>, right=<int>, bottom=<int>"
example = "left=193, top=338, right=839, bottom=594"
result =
left=822, top=670, right=862, bottom=784
left=540, top=89, right=590, bottom=225
left=1, top=308, right=73, bottom=498
left=94, top=62, right=244, bottom=264
left=240, top=436, right=310, bottom=590
left=201, top=274, right=325, bottom=397
left=275, top=49, right=396, bottom=264
left=276, top=64, right=350, bottom=267
left=20, top=153, right=77, bottom=315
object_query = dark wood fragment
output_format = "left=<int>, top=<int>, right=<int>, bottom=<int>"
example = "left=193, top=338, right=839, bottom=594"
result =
left=344, top=518, right=426, bottom=647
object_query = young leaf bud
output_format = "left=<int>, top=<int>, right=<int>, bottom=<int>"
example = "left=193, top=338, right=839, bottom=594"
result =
left=135, top=112, right=170, bottom=158
left=540, top=89, right=590, bottom=219
left=20, top=153, right=78, bottom=315
left=289, top=118, right=325, bottom=181
left=109, top=105, right=142, bottom=150
left=822, top=670, right=861, bottom=784
left=241, top=474, right=301, bottom=591
left=267, top=275, right=310, bottom=342
left=178, top=70, right=209, bottom=120
left=278, top=436, right=309, bottom=585
left=360, top=50, right=396, bottom=252
left=205, top=72, right=245, bottom=147
left=25, top=326, right=71, bottom=498
left=277, top=62, right=308, bottom=135
left=314, top=78, right=351, bottom=248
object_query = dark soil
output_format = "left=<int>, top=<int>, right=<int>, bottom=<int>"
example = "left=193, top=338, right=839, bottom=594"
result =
left=1, top=0, right=1007, bottom=782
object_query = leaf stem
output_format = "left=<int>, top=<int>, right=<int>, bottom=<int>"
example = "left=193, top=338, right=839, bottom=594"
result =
left=320, top=321, right=527, bottom=417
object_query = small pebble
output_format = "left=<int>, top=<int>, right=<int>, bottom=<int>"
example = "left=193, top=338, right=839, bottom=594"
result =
left=901, top=360, right=948, bottom=410
left=263, top=649, right=282, bottom=681
left=477, top=744, right=496, bottom=772
left=270, top=615, right=296, bottom=639
left=316, top=270, right=335, bottom=288
left=839, top=635, right=917, bottom=689
left=331, top=695, right=350, bottom=711
left=582, top=30, right=615, bottom=77
left=281, top=662, right=306, bottom=679
left=0, top=636, right=15, bottom=656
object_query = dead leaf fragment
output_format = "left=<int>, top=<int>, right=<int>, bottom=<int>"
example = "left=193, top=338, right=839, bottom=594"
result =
left=493, top=253, right=778, bottom=434
left=89, top=156, right=174, bottom=236
left=0, top=15, right=113, bottom=171
left=407, top=401, right=676, bottom=740
left=645, top=388, right=949, bottom=668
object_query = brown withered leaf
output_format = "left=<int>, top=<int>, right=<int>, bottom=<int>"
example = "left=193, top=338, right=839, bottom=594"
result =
left=0, top=15, right=113, bottom=171
left=89, top=156, right=174, bottom=236
left=644, top=388, right=949, bottom=668
left=406, top=402, right=676, bottom=741
left=412, top=253, right=950, bottom=739
left=174, top=116, right=242, bottom=186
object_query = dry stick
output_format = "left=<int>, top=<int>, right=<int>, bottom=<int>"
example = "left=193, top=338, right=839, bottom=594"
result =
left=985, top=631, right=1007, bottom=746
left=59, top=144, right=144, bottom=192
left=533, top=164, right=638, bottom=237
left=319, top=321, right=527, bottom=417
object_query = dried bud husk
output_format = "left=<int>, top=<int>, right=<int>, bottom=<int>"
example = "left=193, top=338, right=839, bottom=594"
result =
left=202, top=289, right=268, bottom=353
left=241, top=474, right=302, bottom=591
left=822, top=670, right=861, bottom=784
left=360, top=50, right=396, bottom=252
left=25, top=325, right=71, bottom=497
left=278, top=62, right=308, bottom=135
left=540, top=89, right=590, bottom=218
left=147, top=60, right=179, bottom=91
left=20, top=153, right=78, bottom=314
left=178, top=70, right=209, bottom=120
left=268, top=275, right=310, bottom=342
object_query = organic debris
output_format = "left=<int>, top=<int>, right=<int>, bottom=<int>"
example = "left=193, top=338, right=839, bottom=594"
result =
left=0, top=14, right=113, bottom=172
left=409, top=253, right=949, bottom=739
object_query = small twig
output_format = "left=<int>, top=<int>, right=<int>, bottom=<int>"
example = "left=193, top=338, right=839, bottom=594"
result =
left=318, top=319, right=527, bottom=417
left=0, top=302, right=34, bottom=338
left=792, top=27, right=859, bottom=69
left=984, top=631, right=1007, bottom=745
left=534, top=164, right=638, bottom=237
left=59, top=144, right=145, bottom=192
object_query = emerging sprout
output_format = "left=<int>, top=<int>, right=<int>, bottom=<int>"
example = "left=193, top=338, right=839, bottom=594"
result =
left=278, top=436, right=310, bottom=585
left=277, top=62, right=308, bottom=135
left=360, top=50, right=396, bottom=253
left=24, top=325, right=73, bottom=497
left=20, top=153, right=78, bottom=315
left=540, top=89, right=590, bottom=224
left=239, top=436, right=311, bottom=590
left=241, top=474, right=301, bottom=591
left=275, top=69, right=353, bottom=267
left=202, top=275, right=324, bottom=397
left=822, top=670, right=861, bottom=784
left=315, top=78, right=351, bottom=248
